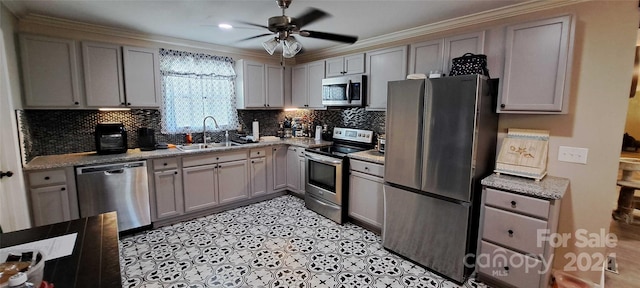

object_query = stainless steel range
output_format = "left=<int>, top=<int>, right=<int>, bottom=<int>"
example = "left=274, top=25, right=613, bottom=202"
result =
left=304, top=127, right=374, bottom=223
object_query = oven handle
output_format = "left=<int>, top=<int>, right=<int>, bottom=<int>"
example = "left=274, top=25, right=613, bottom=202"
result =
left=304, top=152, right=343, bottom=165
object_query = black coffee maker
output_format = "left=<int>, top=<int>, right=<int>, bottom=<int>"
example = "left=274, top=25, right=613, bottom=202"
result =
left=138, top=128, right=156, bottom=151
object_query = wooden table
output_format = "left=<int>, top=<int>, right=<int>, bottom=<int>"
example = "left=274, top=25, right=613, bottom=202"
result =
left=0, top=212, right=122, bottom=287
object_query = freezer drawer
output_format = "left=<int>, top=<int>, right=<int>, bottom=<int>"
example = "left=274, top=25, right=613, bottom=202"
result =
left=383, top=184, right=471, bottom=283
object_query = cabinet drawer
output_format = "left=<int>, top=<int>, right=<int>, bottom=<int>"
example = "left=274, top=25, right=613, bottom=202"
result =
left=478, top=240, right=543, bottom=288
left=350, top=159, right=384, bottom=177
left=482, top=206, right=547, bottom=255
left=183, top=151, right=247, bottom=167
left=28, top=169, right=67, bottom=186
left=485, top=188, right=550, bottom=219
left=153, top=158, right=178, bottom=170
left=250, top=149, right=266, bottom=158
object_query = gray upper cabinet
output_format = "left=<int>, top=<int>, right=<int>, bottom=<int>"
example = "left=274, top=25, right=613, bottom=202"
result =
left=443, top=31, right=485, bottom=75
left=123, top=46, right=162, bottom=107
left=366, top=45, right=408, bottom=111
left=498, top=15, right=574, bottom=114
left=325, top=53, right=365, bottom=77
left=82, top=42, right=124, bottom=107
left=83, top=43, right=160, bottom=108
left=236, top=60, right=285, bottom=109
left=291, top=60, right=325, bottom=109
left=265, top=64, right=285, bottom=108
left=409, top=39, right=444, bottom=75
left=20, top=34, right=82, bottom=108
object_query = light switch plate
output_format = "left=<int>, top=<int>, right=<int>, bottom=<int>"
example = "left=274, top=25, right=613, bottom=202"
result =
left=558, top=146, right=588, bottom=164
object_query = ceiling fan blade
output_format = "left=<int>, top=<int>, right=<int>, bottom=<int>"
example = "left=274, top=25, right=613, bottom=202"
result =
left=237, top=33, right=274, bottom=42
left=236, top=20, right=269, bottom=30
left=299, top=30, right=358, bottom=44
left=292, top=8, right=329, bottom=28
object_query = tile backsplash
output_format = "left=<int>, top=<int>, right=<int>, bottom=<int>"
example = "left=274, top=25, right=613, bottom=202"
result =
left=19, top=108, right=385, bottom=162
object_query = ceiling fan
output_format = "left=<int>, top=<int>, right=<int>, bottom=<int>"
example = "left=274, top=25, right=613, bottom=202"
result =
left=238, top=0, right=358, bottom=58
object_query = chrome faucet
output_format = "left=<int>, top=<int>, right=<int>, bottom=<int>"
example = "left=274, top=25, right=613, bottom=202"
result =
left=203, top=116, right=219, bottom=146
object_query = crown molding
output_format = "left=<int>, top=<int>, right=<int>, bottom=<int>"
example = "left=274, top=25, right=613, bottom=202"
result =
left=17, top=13, right=275, bottom=61
left=296, top=0, right=590, bottom=62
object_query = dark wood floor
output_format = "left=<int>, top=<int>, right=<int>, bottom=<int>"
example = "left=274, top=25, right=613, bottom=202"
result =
left=605, top=214, right=640, bottom=287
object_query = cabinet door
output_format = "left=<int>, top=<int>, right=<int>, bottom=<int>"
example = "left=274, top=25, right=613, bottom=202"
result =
left=291, top=65, right=308, bottom=108
left=286, top=147, right=301, bottom=192
left=443, top=31, right=485, bottom=75
left=344, top=54, right=366, bottom=75
left=250, top=157, right=267, bottom=197
left=307, top=61, right=326, bottom=109
left=182, top=164, right=218, bottom=212
left=20, top=34, right=81, bottom=108
left=349, top=171, right=384, bottom=229
left=272, top=146, right=288, bottom=191
left=499, top=16, right=573, bottom=113
left=298, top=155, right=306, bottom=195
left=123, top=46, right=161, bottom=107
left=30, top=185, right=71, bottom=226
left=218, top=160, right=250, bottom=204
left=366, top=46, right=408, bottom=110
left=325, top=57, right=346, bottom=77
left=153, top=170, right=183, bottom=220
left=243, top=61, right=267, bottom=108
left=82, top=42, right=125, bottom=107
left=409, top=39, right=444, bottom=75
left=266, top=64, right=285, bottom=108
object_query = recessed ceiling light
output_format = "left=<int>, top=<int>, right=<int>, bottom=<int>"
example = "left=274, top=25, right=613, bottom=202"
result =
left=218, top=23, right=233, bottom=30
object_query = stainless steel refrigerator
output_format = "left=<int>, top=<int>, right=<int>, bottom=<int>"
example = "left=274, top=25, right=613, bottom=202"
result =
left=383, top=75, right=498, bottom=283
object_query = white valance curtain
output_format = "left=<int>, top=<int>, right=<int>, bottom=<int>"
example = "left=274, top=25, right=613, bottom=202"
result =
left=159, top=48, right=238, bottom=134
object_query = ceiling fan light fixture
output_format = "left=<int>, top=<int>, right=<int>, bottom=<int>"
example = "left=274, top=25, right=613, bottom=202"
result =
left=262, top=37, right=279, bottom=55
left=282, top=37, right=302, bottom=58
left=218, top=23, right=233, bottom=30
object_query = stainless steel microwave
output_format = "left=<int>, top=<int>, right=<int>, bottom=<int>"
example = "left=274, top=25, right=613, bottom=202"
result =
left=321, top=74, right=367, bottom=107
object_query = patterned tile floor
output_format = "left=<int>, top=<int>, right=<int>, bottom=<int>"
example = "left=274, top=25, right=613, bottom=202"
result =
left=119, top=195, right=490, bottom=288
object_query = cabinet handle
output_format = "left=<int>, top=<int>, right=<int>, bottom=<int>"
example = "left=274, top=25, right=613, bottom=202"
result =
left=174, top=171, right=178, bottom=175
left=61, top=187, right=66, bottom=191
left=74, top=102, right=79, bottom=105
left=127, top=102, right=131, bottom=106
left=121, top=102, right=126, bottom=105
left=264, top=104, right=267, bottom=107
left=0, top=171, right=13, bottom=179
left=251, top=160, right=254, bottom=163
left=44, top=176, right=50, bottom=180
left=364, top=167, right=369, bottom=170
left=510, top=200, right=517, bottom=208
left=267, top=104, right=270, bottom=107
left=504, top=266, right=509, bottom=271
left=508, top=229, right=514, bottom=237
left=257, top=152, right=260, bottom=155
left=500, top=104, right=506, bottom=108
left=164, top=163, right=168, bottom=166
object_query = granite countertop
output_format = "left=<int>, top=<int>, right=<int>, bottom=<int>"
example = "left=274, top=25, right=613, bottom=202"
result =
left=481, top=173, right=569, bottom=200
left=24, top=138, right=332, bottom=171
left=348, top=149, right=385, bottom=164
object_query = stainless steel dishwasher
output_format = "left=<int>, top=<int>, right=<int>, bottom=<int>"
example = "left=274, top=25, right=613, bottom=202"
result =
left=76, top=160, right=150, bottom=232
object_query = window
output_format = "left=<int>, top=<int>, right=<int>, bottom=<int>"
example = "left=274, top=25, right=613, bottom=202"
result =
left=159, top=49, right=238, bottom=134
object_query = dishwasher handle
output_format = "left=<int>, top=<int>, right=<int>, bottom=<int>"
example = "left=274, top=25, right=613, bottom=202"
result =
left=76, top=161, right=146, bottom=175
left=105, top=169, right=125, bottom=175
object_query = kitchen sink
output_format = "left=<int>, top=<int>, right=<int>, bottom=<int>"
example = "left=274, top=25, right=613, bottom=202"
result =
left=176, top=142, right=240, bottom=152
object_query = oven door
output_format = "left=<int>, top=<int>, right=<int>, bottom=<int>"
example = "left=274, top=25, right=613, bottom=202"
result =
left=304, top=152, right=343, bottom=205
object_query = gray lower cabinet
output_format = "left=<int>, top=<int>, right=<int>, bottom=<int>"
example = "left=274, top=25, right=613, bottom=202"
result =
left=348, top=159, right=385, bottom=231
left=272, top=145, right=288, bottom=191
left=250, top=149, right=268, bottom=197
left=182, top=151, right=249, bottom=212
left=25, top=167, right=79, bottom=226
left=150, top=158, right=183, bottom=220
left=286, top=146, right=305, bottom=195
left=477, top=186, right=561, bottom=288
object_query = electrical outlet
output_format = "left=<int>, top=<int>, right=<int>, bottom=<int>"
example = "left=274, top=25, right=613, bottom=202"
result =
left=558, top=146, right=589, bottom=164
